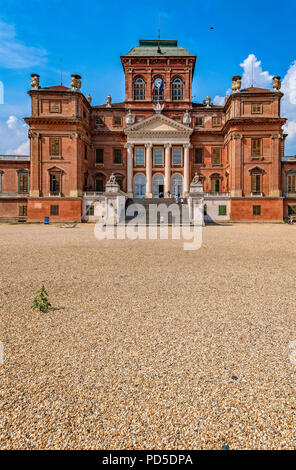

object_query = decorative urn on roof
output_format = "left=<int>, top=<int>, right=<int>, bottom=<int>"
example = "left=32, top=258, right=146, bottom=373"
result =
left=183, top=110, right=191, bottom=126
left=86, top=94, right=92, bottom=104
left=232, top=75, right=241, bottom=92
left=203, top=96, right=211, bottom=107
left=106, top=94, right=112, bottom=108
left=273, top=76, right=281, bottom=91
left=30, top=73, right=40, bottom=89
left=71, top=74, right=82, bottom=91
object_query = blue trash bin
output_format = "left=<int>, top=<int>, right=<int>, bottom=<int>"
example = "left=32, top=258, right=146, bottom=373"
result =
left=44, top=217, right=49, bottom=224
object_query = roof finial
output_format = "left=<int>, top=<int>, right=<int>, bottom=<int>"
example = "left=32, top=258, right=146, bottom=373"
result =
left=157, top=9, right=161, bottom=53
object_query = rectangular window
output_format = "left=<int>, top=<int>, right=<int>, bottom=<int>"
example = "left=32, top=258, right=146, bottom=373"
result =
left=218, top=205, right=227, bottom=216
left=96, top=117, right=104, bottom=126
left=19, top=205, right=27, bottom=216
left=86, top=204, right=94, bottom=216
left=252, top=103, right=263, bottom=114
left=50, top=138, right=60, bottom=156
left=195, top=117, right=203, bottom=127
left=50, top=101, right=61, bottom=113
left=212, top=148, right=221, bottom=165
left=288, top=205, right=296, bottom=215
left=135, top=116, right=144, bottom=123
left=252, top=138, right=261, bottom=157
left=212, top=116, right=221, bottom=126
left=173, top=116, right=181, bottom=122
left=18, top=173, right=29, bottom=193
left=113, top=116, right=122, bottom=126
left=194, top=148, right=203, bottom=164
left=113, top=148, right=122, bottom=164
left=50, top=205, right=59, bottom=216
left=251, top=174, right=261, bottom=193
left=96, top=149, right=104, bottom=164
left=84, top=144, right=87, bottom=160
left=287, top=174, right=296, bottom=193
left=50, top=174, right=60, bottom=195
left=135, top=147, right=145, bottom=165
left=172, top=147, right=182, bottom=165
left=253, top=205, right=261, bottom=216
left=154, top=147, right=163, bottom=165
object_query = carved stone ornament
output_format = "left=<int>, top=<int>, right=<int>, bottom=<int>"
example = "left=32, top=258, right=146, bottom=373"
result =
left=107, top=173, right=117, bottom=185
left=273, top=76, right=281, bottom=91
left=191, top=172, right=201, bottom=184
left=183, top=110, right=191, bottom=126
left=203, top=96, right=211, bottom=107
left=152, top=102, right=164, bottom=114
left=71, top=74, right=82, bottom=91
left=30, top=73, right=40, bottom=89
left=126, top=109, right=134, bottom=126
left=232, top=75, right=241, bottom=93
left=86, top=94, right=92, bottom=104
left=106, top=94, right=112, bottom=108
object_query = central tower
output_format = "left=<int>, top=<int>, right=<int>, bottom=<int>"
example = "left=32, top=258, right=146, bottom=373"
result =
left=120, top=39, right=196, bottom=108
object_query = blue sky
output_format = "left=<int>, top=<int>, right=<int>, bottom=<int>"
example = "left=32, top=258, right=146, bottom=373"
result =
left=1, top=0, right=296, bottom=154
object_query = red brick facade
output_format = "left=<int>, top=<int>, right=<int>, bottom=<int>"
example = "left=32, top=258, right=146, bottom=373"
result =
left=1, top=39, right=296, bottom=222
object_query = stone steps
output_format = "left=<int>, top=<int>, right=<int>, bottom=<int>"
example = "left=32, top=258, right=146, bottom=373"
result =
left=125, top=198, right=190, bottom=225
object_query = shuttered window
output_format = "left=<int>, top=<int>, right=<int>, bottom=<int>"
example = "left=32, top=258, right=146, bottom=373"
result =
left=212, top=148, right=221, bottom=165
left=50, top=138, right=60, bottom=156
left=252, top=139, right=261, bottom=156
left=251, top=174, right=261, bottom=193
left=287, top=175, right=296, bottom=193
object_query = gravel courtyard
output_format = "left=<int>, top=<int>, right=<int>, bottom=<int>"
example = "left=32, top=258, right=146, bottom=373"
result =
left=1, top=222, right=296, bottom=450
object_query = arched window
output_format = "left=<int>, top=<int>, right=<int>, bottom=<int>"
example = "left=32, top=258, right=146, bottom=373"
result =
left=134, top=77, right=145, bottom=101
left=171, top=174, right=183, bottom=196
left=152, top=77, right=164, bottom=101
left=134, top=174, right=146, bottom=198
left=172, top=77, right=183, bottom=101
left=48, top=167, right=63, bottom=196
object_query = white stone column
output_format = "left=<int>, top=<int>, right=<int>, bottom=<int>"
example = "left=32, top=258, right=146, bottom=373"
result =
left=125, top=143, right=133, bottom=196
left=183, top=143, right=192, bottom=197
left=145, top=143, right=152, bottom=198
left=164, top=143, right=171, bottom=197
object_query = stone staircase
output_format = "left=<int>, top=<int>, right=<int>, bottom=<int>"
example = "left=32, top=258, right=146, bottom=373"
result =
left=125, top=198, right=190, bottom=225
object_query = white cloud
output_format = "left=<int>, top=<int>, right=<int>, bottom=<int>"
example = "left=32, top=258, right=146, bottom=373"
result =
left=0, top=21, right=47, bottom=69
left=213, top=95, right=225, bottom=106
left=0, top=115, right=29, bottom=155
left=281, top=60, right=296, bottom=154
left=240, top=54, right=273, bottom=89
left=217, top=54, right=296, bottom=155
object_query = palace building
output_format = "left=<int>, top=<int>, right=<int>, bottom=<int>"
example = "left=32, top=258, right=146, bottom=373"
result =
left=1, top=38, right=296, bottom=222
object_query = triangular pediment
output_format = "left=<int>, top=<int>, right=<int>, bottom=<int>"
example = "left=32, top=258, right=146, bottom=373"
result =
left=124, top=113, right=193, bottom=136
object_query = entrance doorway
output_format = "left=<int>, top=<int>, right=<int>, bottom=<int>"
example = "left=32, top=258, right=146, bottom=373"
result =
left=153, top=174, right=164, bottom=198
